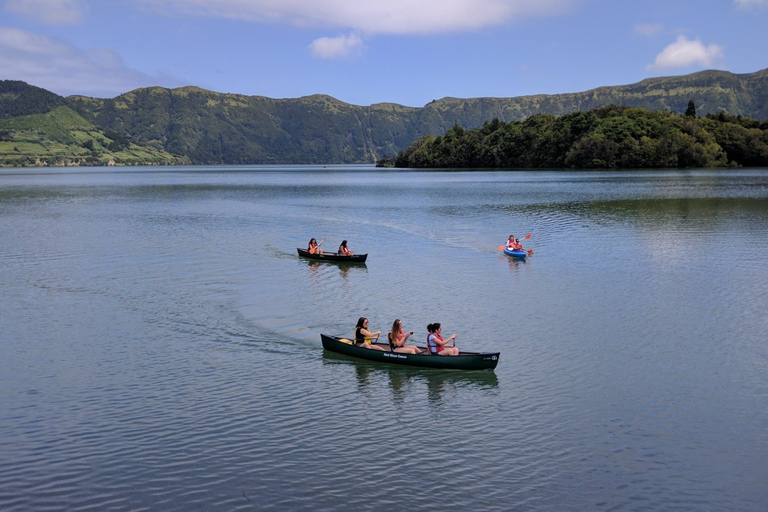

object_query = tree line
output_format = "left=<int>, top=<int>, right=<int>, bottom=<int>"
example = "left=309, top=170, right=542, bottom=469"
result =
left=379, top=104, right=768, bottom=169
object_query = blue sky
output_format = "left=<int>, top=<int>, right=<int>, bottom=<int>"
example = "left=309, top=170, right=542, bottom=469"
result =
left=1, top=0, right=767, bottom=107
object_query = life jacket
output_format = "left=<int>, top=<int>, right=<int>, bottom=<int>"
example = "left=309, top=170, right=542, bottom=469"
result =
left=354, top=327, right=370, bottom=344
left=427, top=333, right=444, bottom=354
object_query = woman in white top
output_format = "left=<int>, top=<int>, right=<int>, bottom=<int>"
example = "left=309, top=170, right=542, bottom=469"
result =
left=426, top=323, right=459, bottom=356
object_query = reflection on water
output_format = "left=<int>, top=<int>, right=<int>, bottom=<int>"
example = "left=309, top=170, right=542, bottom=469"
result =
left=323, top=350, right=499, bottom=405
left=303, top=258, right=368, bottom=276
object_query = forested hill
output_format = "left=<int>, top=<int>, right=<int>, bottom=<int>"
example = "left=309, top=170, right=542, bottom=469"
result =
left=383, top=105, right=768, bottom=169
left=1, top=68, right=768, bottom=166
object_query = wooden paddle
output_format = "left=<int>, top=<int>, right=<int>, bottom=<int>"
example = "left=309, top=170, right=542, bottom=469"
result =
left=498, top=233, right=531, bottom=250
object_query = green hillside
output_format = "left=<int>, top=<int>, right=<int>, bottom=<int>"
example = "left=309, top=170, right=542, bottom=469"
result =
left=1, top=68, right=767, bottom=166
left=66, top=88, right=422, bottom=165
left=0, top=106, right=189, bottom=167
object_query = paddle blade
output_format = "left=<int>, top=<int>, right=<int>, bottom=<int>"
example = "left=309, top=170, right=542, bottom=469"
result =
left=527, top=249, right=533, bottom=255
left=498, top=245, right=505, bottom=250
left=524, top=233, right=531, bottom=239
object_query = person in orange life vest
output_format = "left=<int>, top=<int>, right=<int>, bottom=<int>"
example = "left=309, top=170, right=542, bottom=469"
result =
left=426, top=323, right=459, bottom=356
left=338, top=240, right=353, bottom=256
left=308, top=237, right=323, bottom=255
left=354, top=317, right=386, bottom=351
left=388, top=319, right=422, bottom=354
left=506, top=235, right=523, bottom=251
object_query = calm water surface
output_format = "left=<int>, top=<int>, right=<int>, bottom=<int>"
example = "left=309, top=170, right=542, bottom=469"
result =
left=1, top=165, right=767, bottom=511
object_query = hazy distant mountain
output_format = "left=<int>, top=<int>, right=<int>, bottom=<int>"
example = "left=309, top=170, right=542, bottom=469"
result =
left=2, top=68, right=767, bottom=166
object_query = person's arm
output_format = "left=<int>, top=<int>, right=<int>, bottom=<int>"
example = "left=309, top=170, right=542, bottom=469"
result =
left=361, top=328, right=381, bottom=339
left=434, top=334, right=456, bottom=346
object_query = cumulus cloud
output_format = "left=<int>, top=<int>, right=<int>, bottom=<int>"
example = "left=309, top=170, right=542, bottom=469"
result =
left=0, top=27, right=180, bottom=97
left=647, top=35, right=724, bottom=70
left=137, top=0, right=574, bottom=35
left=309, top=33, right=363, bottom=59
left=734, top=0, right=768, bottom=8
left=2, top=0, right=83, bottom=25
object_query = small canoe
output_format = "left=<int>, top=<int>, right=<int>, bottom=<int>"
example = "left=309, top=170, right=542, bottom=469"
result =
left=297, top=248, right=368, bottom=263
left=320, top=334, right=500, bottom=371
left=503, top=247, right=527, bottom=259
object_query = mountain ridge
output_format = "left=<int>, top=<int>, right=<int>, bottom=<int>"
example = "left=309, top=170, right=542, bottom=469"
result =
left=2, top=68, right=767, bottom=166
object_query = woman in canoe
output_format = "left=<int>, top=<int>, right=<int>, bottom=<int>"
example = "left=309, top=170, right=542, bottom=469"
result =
left=338, top=240, right=353, bottom=256
left=388, top=319, right=423, bottom=354
left=308, top=237, right=324, bottom=255
left=354, top=317, right=385, bottom=351
left=426, top=323, right=459, bottom=356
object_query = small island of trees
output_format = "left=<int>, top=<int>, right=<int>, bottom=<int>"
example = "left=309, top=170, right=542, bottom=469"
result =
left=378, top=104, right=768, bottom=169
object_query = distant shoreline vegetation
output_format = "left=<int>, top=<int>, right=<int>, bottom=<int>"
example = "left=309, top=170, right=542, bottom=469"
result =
left=377, top=104, right=768, bottom=169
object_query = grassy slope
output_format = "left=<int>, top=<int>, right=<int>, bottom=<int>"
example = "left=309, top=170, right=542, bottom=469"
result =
left=0, top=106, right=189, bottom=167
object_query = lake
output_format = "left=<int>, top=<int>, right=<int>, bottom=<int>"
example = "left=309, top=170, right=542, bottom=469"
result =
left=1, top=165, right=767, bottom=511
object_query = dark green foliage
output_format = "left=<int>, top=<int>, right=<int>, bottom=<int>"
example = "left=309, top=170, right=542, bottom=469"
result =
left=386, top=105, right=766, bottom=169
left=0, top=80, right=66, bottom=119
left=103, top=128, right=130, bottom=151
left=686, top=100, right=696, bottom=117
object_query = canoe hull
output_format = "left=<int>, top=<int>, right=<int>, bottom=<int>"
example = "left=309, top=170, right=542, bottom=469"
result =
left=503, top=248, right=527, bottom=259
left=321, top=334, right=499, bottom=370
left=297, top=248, right=368, bottom=263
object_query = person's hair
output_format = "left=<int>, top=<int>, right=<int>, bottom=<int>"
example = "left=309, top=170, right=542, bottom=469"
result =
left=309, top=238, right=316, bottom=245
left=430, top=322, right=441, bottom=332
left=390, top=319, right=403, bottom=347
left=355, top=317, right=367, bottom=329
left=340, top=240, right=347, bottom=247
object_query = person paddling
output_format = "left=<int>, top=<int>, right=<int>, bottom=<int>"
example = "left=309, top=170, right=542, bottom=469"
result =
left=308, top=237, right=325, bottom=254
left=426, top=323, right=459, bottom=356
left=354, top=317, right=385, bottom=351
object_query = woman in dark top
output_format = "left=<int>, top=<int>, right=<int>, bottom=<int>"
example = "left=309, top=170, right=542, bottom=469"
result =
left=354, top=317, right=385, bottom=351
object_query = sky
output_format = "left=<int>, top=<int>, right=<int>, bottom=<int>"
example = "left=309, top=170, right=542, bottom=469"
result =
left=1, top=0, right=767, bottom=107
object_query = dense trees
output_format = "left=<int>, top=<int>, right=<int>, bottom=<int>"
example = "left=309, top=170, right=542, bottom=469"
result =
left=384, top=105, right=768, bottom=169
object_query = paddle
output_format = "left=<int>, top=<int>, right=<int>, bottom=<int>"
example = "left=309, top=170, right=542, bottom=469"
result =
left=498, top=233, right=531, bottom=250
left=309, top=237, right=326, bottom=254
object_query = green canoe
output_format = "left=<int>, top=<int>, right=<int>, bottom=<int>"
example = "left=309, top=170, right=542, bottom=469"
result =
left=320, top=334, right=500, bottom=370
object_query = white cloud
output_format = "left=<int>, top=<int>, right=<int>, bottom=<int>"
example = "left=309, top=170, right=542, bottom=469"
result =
left=0, top=27, right=180, bottom=97
left=2, top=0, right=84, bottom=25
left=309, top=33, right=363, bottom=59
left=647, top=35, right=724, bottom=70
left=137, top=0, right=575, bottom=35
left=734, top=0, right=768, bottom=8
